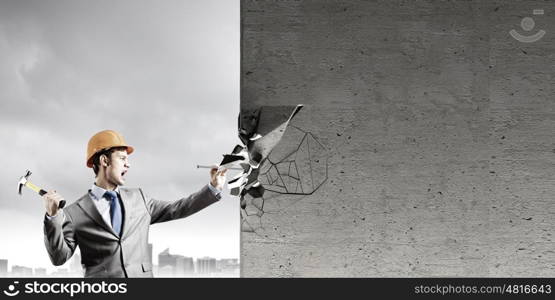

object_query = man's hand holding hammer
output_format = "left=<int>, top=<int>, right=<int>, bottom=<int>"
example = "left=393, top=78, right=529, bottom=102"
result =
left=43, top=191, right=64, bottom=217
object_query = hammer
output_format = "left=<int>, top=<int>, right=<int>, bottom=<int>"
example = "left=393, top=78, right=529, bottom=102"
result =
left=18, top=170, right=66, bottom=209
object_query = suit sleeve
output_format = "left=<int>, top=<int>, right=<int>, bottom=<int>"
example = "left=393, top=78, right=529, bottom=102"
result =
left=43, top=210, right=77, bottom=266
left=142, top=185, right=221, bottom=224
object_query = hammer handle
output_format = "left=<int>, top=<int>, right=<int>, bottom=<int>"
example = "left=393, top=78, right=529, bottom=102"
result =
left=26, top=182, right=42, bottom=194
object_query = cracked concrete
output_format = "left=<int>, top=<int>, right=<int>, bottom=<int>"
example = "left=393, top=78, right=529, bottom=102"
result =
left=240, top=125, right=328, bottom=236
left=241, top=0, right=555, bottom=276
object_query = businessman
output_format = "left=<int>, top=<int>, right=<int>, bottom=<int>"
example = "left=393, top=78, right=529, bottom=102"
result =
left=43, top=130, right=227, bottom=278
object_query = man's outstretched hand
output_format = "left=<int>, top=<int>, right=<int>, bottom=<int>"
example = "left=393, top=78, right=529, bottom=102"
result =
left=210, top=166, right=228, bottom=190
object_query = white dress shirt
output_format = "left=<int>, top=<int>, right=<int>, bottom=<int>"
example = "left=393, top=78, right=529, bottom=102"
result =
left=88, top=184, right=119, bottom=228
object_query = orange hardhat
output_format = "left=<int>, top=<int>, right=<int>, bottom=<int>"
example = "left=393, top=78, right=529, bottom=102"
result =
left=86, top=130, right=134, bottom=168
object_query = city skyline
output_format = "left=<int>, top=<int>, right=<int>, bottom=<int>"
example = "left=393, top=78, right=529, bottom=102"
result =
left=0, top=244, right=239, bottom=278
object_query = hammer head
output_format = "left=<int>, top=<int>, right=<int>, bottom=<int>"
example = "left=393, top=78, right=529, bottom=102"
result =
left=17, top=170, right=32, bottom=195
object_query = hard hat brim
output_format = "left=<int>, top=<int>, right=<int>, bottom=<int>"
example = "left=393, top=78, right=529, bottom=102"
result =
left=86, top=145, right=134, bottom=168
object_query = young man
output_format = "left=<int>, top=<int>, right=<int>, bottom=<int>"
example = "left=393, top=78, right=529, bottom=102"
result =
left=43, top=130, right=227, bottom=278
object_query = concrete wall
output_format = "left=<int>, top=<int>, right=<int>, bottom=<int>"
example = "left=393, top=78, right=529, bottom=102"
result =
left=241, top=0, right=555, bottom=276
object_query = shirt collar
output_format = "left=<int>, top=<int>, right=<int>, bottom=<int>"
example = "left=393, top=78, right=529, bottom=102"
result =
left=90, top=183, right=120, bottom=201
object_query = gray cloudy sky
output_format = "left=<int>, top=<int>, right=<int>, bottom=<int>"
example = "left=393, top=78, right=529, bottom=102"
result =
left=0, top=0, right=239, bottom=272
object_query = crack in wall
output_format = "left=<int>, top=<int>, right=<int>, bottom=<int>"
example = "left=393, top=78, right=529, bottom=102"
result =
left=241, top=126, right=328, bottom=234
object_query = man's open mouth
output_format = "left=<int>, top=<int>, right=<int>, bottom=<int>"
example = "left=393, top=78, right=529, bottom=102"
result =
left=121, top=170, right=127, bottom=177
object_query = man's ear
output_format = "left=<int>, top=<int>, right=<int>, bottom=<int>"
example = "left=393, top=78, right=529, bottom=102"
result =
left=100, top=154, right=110, bottom=167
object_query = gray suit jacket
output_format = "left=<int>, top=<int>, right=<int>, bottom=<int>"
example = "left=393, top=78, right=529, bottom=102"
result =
left=43, top=185, right=220, bottom=278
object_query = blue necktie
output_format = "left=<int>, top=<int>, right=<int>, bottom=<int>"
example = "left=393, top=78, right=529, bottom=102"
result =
left=104, top=191, right=122, bottom=236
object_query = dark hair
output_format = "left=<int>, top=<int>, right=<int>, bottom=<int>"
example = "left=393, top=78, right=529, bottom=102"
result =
left=92, top=147, right=128, bottom=176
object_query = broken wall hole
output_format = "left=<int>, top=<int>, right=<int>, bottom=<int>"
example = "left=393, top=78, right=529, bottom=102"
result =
left=241, top=126, right=329, bottom=234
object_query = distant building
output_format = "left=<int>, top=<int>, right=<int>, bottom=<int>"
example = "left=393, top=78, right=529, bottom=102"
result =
left=11, top=265, right=33, bottom=277
left=196, top=257, right=217, bottom=274
left=158, top=248, right=194, bottom=276
left=148, top=243, right=153, bottom=266
left=158, top=248, right=176, bottom=274
left=0, top=259, right=7, bottom=277
left=157, top=265, right=174, bottom=277
left=34, top=268, right=47, bottom=276
left=217, top=258, right=240, bottom=273
left=51, top=268, right=69, bottom=277
left=69, top=253, right=83, bottom=276
left=176, top=256, right=194, bottom=276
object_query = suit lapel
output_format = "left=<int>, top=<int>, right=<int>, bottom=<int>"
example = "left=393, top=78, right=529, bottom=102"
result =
left=119, top=188, right=131, bottom=239
left=77, top=192, right=119, bottom=238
